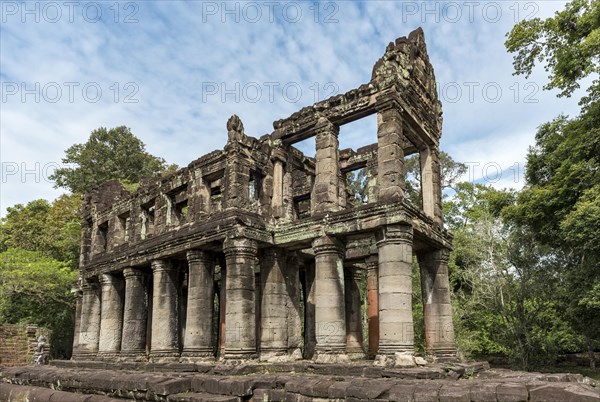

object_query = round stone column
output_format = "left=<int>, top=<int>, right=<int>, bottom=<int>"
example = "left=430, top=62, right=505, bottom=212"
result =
left=76, top=278, right=101, bottom=359
left=120, top=267, right=148, bottom=360
left=98, top=273, right=125, bottom=359
left=182, top=250, right=215, bottom=360
left=312, top=235, right=349, bottom=363
left=365, top=255, right=379, bottom=358
left=71, top=286, right=83, bottom=359
left=149, top=259, right=180, bottom=362
left=223, top=237, right=258, bottom=359
left=375, top=224, right=415, bottom=367
left=345, top=266, right=365, bottom=358
left=418, top=249, right=457, bottom=359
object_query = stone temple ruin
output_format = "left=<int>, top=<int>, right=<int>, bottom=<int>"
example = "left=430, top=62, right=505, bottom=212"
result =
left=3, top=29, right=598, bottom=402
left=71, top=27, right=456, bottom=367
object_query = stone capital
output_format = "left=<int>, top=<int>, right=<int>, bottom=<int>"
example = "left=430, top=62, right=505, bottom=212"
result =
left=376, top=224, right=413, bottom=247
left=313, top=117, right=339, bottom=137
left=151, top=259, right=174, bottom=273
left=81, top=276, right=99, bottom=290
left=99, top=273, right=122, bottom=287
left=365, top=255, right=379, bottom=271
left=375, top=91, right=403, bottom=113
left=270, top=147, right=287, bottom=164
left=347, top=266, right=365, bottom=281
left=186, top=249, right=213, bottom=263
left=312, top=235, right=344, bottom=256
left=123, top=267, right=146, bottom=279
left=223, top=237, right=257, bottom=258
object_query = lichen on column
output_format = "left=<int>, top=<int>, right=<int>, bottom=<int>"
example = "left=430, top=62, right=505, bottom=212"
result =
left=76, top=277, right=101, bottom=359
left=120, top=267, right=148, bottom=361
left=223, top=236, right=257, bottom=359
left=182, top=250, right=215, bottom=360
left=149, top=259, right=180, bottom=362
left=375, top=224, right=415, bottom=367
left=312, top=235, right=349, bottom=363
left=98, top=273, right=125, bottom=358
left=418, top=248, right=457, bottom=359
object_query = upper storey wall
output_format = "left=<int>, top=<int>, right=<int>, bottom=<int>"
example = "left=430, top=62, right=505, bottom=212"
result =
left=79, top=28, right=446, bottom=269
left=272, top=27, right=442, bottom=150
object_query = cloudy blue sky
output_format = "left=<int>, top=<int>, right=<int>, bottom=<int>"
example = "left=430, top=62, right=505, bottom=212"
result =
left=0, top=0, right=583, bottom=215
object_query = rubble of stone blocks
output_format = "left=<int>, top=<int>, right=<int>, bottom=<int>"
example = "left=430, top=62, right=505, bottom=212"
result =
left=1, top=363, right=598, bottom=401
left=72, top=28, right=456, bottom=368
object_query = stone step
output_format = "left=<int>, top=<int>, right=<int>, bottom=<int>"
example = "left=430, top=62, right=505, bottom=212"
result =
left=0, top=383, right=128, bottom=402
left=167, top=392, right=241, bottom=402
left=2, top=365, right=598, bottom=401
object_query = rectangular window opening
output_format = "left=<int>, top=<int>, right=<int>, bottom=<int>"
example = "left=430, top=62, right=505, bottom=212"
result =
left=294, top=195, right=311, bottom=219
left=98, top=221, right=109, bottom=251
left=344, top=167, right=369, bottom=208
left=209, top=179, right=223, bottom=212
left=118, top=212, right=131, bottom=243
left=141, top=200, right=156, bottom=239
left=404, top=142, right=423, bottom=209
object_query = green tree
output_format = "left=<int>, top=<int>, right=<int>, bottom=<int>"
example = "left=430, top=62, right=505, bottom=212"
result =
left=505, top=0, right=600, bottom=107
left=504, top=103, right=600, bottom=365
left=444, top=183, right=515, bottom=360
left=0, top=248, right=78, bottom=358
left=505, top=0, right=600, bottom=368
left=0, top=199, right=50, bottom=253
left=50, top=126, right=166, bottom=194
left=405, top=151, right=468, bottom=206
left=444, top=183, right=581, bottom=369
left=346, top=168, right=369, bottom=206
left=0, top=194, right=82, bottom=267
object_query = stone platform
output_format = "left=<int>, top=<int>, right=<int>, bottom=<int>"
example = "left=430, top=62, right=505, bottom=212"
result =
left=1, top=361, right=598, bottom=401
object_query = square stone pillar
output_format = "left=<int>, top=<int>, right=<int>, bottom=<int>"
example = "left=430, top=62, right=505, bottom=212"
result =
left=223, top=237, right=257, bottom=359
left=182, top=250, right=215, bottom=360
left=431, top=148, right=444, bottom=223
left=224, top=146, right=250, bottom=210
left=283, top=165, right=294, bottom=219
left=70, top=287, right=83, bottom=359
left=375, top=225, right=415, bottom=367
left=345, top=266, right=365, bottom=358
left=312, top=235, right=349, bottom=363
left=417, top=249, right=457, bottom=359
left=76, top=278, right=101, bottom=359
left=376, top=95, right=405, bottom=203
left=270, top=145, right=286, bottom=219
left=98, top=273, right=125, bottom=359
left=420, top=147, right=443, bottom=223
left=149, top=259, right=180, bottom=362
left=366, top=256, right=379, bottom=358
left=120, top=268, right=148, bottom=361
left=311, top=118, right=341, bottom=214
left=419, top=147, right=434, bottom=217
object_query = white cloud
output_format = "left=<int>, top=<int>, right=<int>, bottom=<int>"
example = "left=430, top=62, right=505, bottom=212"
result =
left=0, top=0, right=580, bottom=215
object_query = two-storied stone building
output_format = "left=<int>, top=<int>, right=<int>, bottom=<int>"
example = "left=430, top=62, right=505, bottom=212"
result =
left=72, top=28, right=456, bottom=367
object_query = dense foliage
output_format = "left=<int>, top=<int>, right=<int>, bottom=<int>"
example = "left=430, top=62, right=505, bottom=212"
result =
left=0, top=127, right=169, bottom=358
left=0, top=248, right=78, bottom=357
left=50, top=126, right=167, bottom=194
left=0, top=195, right=82, bottom=268
left=505, top=0, right=599, bottom=107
